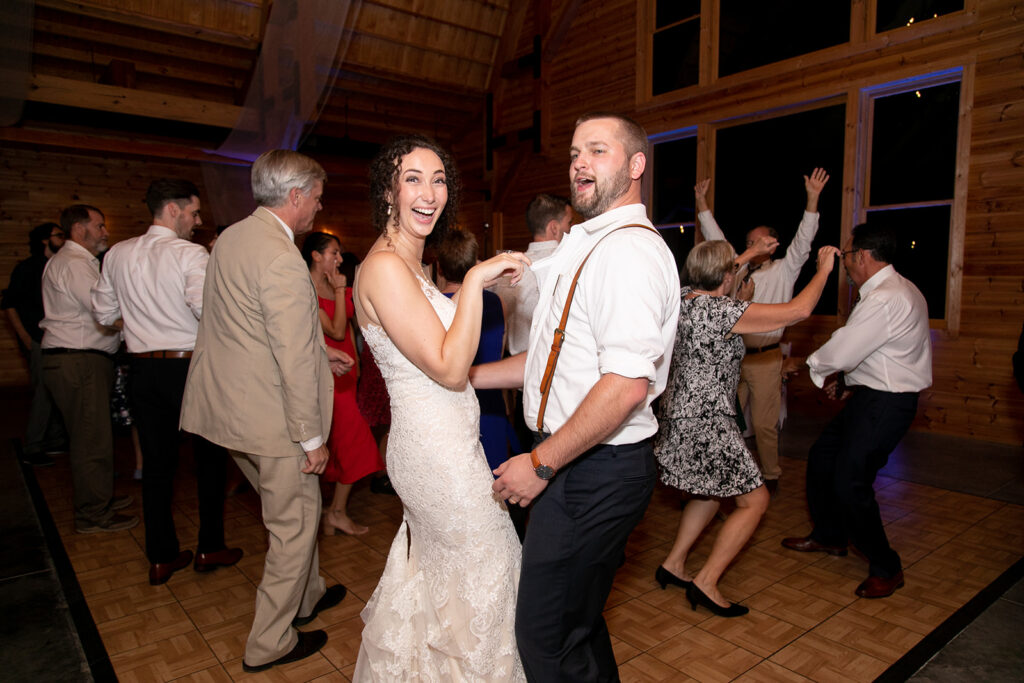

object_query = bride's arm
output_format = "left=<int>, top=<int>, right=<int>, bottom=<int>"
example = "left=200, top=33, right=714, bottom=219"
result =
left=358, top=251, right=527, bottom=389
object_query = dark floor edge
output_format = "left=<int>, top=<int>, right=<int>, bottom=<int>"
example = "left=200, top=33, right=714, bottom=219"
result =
left=16, top=440, right=118, bottom=683
left=874, top=555, right=1024, bottom=682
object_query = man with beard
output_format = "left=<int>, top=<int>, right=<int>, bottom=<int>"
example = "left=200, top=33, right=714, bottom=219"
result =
left=2, top=222, right=68, bottom=466
left=41, top=204, right=136, bottom=533
left=474, top=112, right=680, bottom=681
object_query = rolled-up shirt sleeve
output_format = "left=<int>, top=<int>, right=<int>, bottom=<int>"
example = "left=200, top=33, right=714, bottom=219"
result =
left=183, top=245, right=209, bottom=320
left=584, top=233, right=675, bottom=383
left=807, top=297, right=888, bottom=387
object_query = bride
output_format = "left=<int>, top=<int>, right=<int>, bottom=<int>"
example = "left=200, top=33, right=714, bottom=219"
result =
left=352, top=135, right=528, bottom=681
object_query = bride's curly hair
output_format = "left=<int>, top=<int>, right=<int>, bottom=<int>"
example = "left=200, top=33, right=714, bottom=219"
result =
left=368, top=134, right=461, bottom=246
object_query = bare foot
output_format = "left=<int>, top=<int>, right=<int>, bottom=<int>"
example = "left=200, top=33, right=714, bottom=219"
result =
left=324, top=510, right=369, bottom=536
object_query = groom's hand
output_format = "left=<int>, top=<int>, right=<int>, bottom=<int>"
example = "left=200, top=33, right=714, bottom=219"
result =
left=492, top=453, right=548, bottom=506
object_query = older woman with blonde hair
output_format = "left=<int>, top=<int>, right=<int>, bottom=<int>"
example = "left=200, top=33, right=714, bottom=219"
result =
left=654, top=239, right=839, bottom=617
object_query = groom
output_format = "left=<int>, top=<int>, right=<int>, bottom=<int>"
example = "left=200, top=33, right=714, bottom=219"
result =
left=476, top=112, right=680, bottom=681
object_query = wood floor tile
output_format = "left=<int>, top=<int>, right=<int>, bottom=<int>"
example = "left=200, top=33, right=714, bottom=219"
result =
left=604, top=598, right=691, bottom=650
left=611, top=634, right=643, bottom=666
left=636, top=585, right=711, bottom=626
left=926, top=535, right=1021, bottom=572
left=618, top=652, right=697, bottom=682
left=98, top=602, right=198, bottom=655
left=199, top=613, right=253, bottom=664
left=308, top=672, right=349, bottom=682
left=77, top=557, right=153, bottom=595
left=908, top=551, right=1004, bottom=589
left=319, top=615, right=365, bottom=670
left=179, top=582, right=257, bottom=630
left=169, top=663, right=233, bottom=682
left=813, top=608, right=923, bottom=662
left=168, top=565, right=253, bottom=601
left=743, top=582, right=845, bottom=630
left=107, top=631, right=218, bottom=681
left=700, top=609, right=807, bottom=658
left=733, top=659, right=813, bottom=681
left=770, top=631, right=889, bottom=682
left=846, top=590, right=954, bottom=635
left=774, top=565, right=861, bottom=608
left=648, top=627, right=763, bottom=682
left=318, top=546, right=389, bottom=586
left=86, top=582, right=178, bottom=623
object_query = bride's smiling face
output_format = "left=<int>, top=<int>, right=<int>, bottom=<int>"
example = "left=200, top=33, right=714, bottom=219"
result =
left=391, top=147, right=448, bottom=239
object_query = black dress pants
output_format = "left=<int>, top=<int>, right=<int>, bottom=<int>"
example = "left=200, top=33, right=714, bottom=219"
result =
left=516, top=439, right=656, bottom=682
left=130, top=357, right=228, bottom=564
left=806, top=387, right=919, bottom=579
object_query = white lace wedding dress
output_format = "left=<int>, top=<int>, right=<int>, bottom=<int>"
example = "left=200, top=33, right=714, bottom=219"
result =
left=353, top=275, right=525, bottom=682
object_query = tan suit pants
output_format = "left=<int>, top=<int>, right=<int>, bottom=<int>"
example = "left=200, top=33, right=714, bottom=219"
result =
left=231, top=451, right=326, bottom=666
left=737, top=347, right=783, bottom=480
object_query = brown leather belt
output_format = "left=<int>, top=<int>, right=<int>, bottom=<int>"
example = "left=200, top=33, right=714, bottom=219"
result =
left=132, top=350, right=193, bottom=359
left=745, top=342, right=780, bottom=355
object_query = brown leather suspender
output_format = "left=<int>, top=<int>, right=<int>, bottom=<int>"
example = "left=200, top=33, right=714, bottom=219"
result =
left=535, top=223, right=659, bottom=433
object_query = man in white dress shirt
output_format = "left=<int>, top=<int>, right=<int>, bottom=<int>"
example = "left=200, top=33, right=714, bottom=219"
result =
left=92, top=179, right=242, bottom=586
left=41, top=204, right=136, bottom=533
left=697, top=170, right=829, bottom=494
left=782, top=220, right=932, bottom=599
left=476, top=112, right=680, bottom=681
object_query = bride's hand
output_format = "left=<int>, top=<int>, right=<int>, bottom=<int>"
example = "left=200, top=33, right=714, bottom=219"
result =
left=468, top=251, right=531, bottom=288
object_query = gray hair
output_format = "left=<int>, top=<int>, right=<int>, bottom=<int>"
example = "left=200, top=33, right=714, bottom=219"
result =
left=683, top=240, right=735, bottom=291
left=251, top=150, right=327, bottom=207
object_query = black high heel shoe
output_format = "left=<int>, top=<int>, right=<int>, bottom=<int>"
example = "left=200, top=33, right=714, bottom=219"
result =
left=685, top=583, right=749, bottom=617
left=655, top=565, right=692, bottom=591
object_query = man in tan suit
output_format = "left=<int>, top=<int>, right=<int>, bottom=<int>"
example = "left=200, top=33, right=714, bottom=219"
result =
left=181, top=150, right=345, bottom=672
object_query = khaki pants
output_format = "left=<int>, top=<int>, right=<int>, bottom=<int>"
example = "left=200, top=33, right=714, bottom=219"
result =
left=231, top=451, right=326, bottom=666
left=42, top=351, right=115, bottom=526
left=737, top=347, right=783, bottom=480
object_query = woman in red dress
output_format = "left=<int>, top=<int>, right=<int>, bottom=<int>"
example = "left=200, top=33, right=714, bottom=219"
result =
left=302, top=232, right=383, bottom=535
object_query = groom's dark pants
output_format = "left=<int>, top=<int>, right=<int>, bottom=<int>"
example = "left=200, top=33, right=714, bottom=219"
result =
left=516, top=438, right=656, bottom=682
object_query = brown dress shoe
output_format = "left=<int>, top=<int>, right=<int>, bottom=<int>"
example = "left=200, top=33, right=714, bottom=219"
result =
left=856, top=571, right=904, bottom=598
left=242, top=629, right=327, bottom=673
left=150, top=550, right=194, bottom=585
left=193, top=548, right=243, bottom=573
left=781, top=536, right=848, bottom=556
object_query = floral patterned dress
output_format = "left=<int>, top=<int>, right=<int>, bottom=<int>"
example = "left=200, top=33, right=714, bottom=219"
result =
left=654, top=287, right=764, bottom=497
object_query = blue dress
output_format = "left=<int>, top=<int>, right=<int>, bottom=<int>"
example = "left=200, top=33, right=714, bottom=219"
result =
left=445, top=288, right=521, bottom=471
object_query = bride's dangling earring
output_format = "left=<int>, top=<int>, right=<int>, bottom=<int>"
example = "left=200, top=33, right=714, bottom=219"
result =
left=386, top=204, right=392, bottom=216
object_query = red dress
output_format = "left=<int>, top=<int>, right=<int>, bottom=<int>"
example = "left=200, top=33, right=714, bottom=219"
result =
left=318, top=289, right=384, bottom=484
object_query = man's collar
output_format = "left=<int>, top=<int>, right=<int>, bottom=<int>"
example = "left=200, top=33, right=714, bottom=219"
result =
left=147, top=225, right=177, bottom=238
left=259, top=207, right=296, bottom=242
left=859, top=264, right=895, bottom=295
left=576, top=204, right=648, bottom=234
left=63, top=239, right=95, bottom=260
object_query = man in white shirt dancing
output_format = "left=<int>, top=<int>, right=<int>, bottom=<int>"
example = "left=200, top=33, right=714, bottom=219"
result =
left=782, top=220, right=932, bottom=599
left=696, top=169, right=829, bottom=493
left=92, top=179, right=242, bottom=585
left=475, top=112, right=680, bottom=681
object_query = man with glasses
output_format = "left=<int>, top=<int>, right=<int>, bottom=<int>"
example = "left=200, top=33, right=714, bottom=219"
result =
left=696, top=169, right=830, bottom=495
left=782, top=220, right=931, bottom=599
left=3, top=222, right=69, bottom=466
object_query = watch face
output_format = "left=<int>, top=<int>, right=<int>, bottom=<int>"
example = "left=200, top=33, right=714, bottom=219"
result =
left=534, top=464, right=555, bottom=480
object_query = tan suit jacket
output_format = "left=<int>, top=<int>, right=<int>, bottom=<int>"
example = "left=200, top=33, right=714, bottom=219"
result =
left=181, top=207, right=332, bottom=456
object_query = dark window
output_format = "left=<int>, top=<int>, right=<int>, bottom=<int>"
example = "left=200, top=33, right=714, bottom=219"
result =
left=870, top=82, right=960, bottom=206
left=862, top=205, right=950, bottom=318
left=865, top=77, right=960, bottom=319
left=718, top=1, right=851, bottom=77
left=653, top=15, right=700, bottom=95
left=656, top=0, right=700, bottom=28
left=876, top=0, right=964, bottom=33
left=714, top=104, right=846, bottom=314
left=651, top=134, right=698, bottom=271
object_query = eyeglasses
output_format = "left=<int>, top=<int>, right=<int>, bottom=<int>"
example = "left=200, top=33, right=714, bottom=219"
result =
left=840, top=248, right=860, bottom=258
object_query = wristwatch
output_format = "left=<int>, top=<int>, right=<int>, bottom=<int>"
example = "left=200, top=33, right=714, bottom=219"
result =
left=531, top=450, right=555, bottom=480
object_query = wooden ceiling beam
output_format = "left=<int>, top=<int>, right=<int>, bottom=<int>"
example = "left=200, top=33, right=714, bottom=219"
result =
left=28, top=74, right=241, bottom=129
left=364, top=0, right=507, bottom=39
left=0, top=126, right=245, bottom=165
left=35, top=0, right=262, bottom=49
left=34, top=11, right=257, bottom=71
left=542, top=0, right=583, bottom=63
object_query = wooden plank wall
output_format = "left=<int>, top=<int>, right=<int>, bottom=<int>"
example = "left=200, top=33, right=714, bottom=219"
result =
left=489, top=0, right=1024, bottom=444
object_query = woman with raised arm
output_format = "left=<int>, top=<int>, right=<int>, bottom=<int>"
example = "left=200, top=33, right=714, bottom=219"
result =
left=302, top=232, right=383, bottom=535
left=351, top=135, right=528, bottom=681
left=653, top=240, right=839, bottom=618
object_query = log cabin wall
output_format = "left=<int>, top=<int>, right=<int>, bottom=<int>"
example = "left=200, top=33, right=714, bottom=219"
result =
left=488, top=0, right=1023, bottom=444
